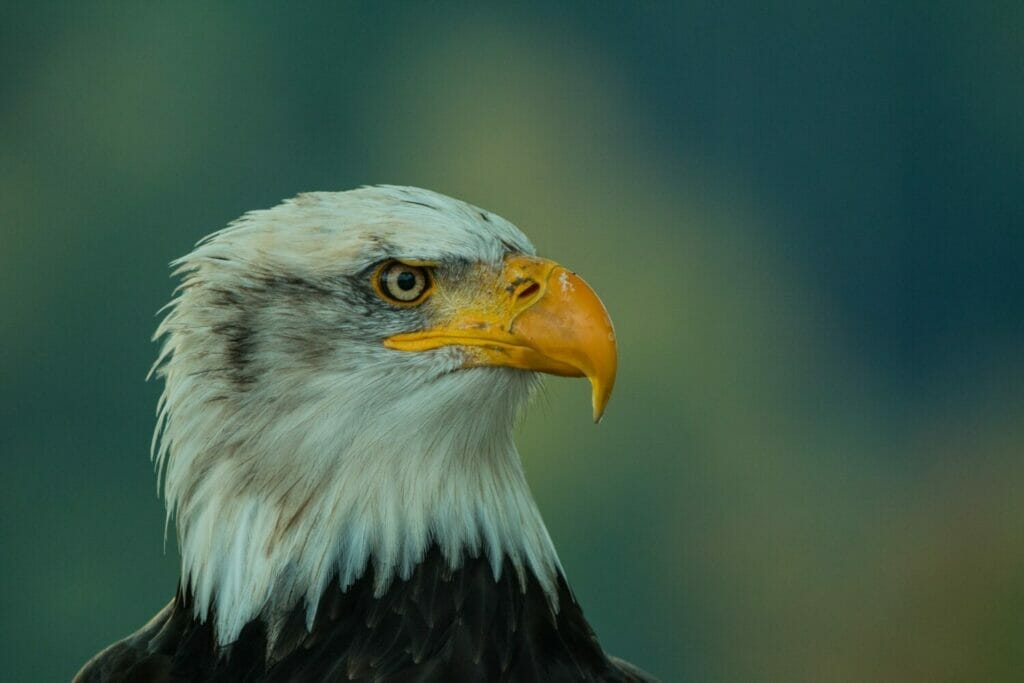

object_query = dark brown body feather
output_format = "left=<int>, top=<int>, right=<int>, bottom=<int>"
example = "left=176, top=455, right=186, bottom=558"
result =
left=75, top=548, right=657, bottom=682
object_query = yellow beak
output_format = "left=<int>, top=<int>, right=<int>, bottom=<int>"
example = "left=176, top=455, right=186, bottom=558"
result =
left=384, top=255, right=618, bottom=421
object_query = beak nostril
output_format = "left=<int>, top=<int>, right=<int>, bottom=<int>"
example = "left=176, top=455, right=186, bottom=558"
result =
left=516, top=281, right=541, bottom=302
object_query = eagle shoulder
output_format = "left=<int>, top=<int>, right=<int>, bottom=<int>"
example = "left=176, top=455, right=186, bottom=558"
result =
left=73, top=600, right=178, bottom=682
left=74, top=550, right=659, bottom=682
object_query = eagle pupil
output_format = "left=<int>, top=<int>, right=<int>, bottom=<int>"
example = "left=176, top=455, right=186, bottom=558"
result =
left=396, top=271, right=417, bottom=291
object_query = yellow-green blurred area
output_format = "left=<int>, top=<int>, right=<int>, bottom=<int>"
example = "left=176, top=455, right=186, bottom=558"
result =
left=2, top=2, right=1023, bottom=681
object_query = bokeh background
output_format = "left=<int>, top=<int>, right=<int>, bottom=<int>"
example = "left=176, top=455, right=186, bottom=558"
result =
left=3, top=3, right=1023, bottom=681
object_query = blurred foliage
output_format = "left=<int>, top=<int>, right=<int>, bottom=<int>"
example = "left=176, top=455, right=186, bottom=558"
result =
left=2, top=2, right=1023, bottom=681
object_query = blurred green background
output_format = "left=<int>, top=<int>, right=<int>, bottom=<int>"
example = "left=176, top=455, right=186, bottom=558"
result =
left=3, top=2, right=1023, bottom=681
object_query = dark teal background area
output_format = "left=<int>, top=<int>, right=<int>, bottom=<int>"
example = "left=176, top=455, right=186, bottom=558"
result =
left=3, top=3, right=1023, bottom=681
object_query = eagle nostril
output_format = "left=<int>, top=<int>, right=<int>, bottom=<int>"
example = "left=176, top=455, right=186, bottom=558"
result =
left=515, top=281, right=540, bottom=303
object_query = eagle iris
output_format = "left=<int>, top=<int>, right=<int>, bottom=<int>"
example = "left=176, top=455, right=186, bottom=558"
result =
left=375, top=261, right=432, bottom=304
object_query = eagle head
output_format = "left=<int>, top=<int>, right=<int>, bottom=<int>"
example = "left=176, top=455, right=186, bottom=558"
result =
left=150, top=185, right=617, bottom=645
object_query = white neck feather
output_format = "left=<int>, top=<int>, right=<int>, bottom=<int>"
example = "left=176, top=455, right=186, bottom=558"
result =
left=155, top=362, right=561, bottom=645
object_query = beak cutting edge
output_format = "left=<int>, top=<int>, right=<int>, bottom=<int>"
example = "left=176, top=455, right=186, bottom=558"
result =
left=383, top=255, right=618, bottom=422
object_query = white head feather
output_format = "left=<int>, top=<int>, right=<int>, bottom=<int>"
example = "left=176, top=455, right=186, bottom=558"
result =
left=151, top=186, right=562, bottom=644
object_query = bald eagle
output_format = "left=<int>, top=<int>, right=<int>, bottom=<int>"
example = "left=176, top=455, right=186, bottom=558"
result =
left=75, top=186, right=656, bottom=682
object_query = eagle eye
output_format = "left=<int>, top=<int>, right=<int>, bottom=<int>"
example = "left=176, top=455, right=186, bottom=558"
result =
left=374, top=261, right=433, bottom=305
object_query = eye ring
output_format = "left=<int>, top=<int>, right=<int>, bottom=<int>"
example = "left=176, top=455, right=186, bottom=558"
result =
left=373, top=261, right=433, bottom=305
